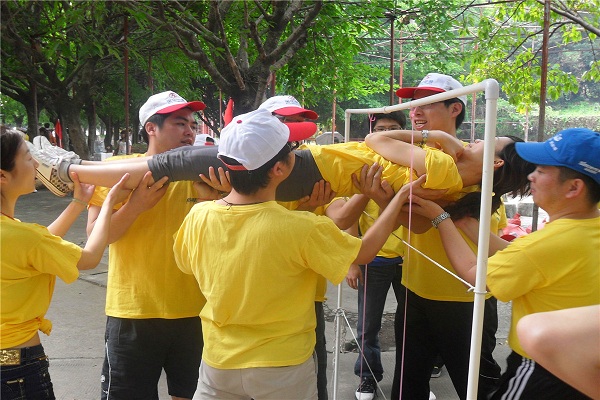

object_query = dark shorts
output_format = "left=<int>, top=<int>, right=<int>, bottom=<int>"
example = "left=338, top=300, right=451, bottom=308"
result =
left=148, top=147, right=323, bottom=202
left=101, top=316, right=203, bottom=400
left=1, top=344, right=54, bottom=400
left=490, top=351, right=591, bottom=400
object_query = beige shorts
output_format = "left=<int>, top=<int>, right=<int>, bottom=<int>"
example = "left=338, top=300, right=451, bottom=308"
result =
left=193, top=355, right=318, bottom=399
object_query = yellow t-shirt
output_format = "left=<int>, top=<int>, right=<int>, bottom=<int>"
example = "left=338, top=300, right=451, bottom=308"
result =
left=89, top=154, right=204, bottom=319
left=359, top=200, right=404, bottom=259
left=495, top=203, right=508, bottom=233
left=173, top=201, right=361, bottom=369
left=307, top=142, right=463, bottom=200
left=1, top=216, right=82, bottom=348
left=401, top=190, right=506, bottom=301
left=487, top=216, right=600, bottom=358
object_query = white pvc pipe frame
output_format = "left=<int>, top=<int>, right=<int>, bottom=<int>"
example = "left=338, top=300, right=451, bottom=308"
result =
left=333, top=79, right=499, bottom=400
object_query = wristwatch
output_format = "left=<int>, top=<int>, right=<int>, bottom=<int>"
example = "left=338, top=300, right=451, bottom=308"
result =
left=420, top=130, right=429, bottom=147
left=431, top=211, right=451, bottom=228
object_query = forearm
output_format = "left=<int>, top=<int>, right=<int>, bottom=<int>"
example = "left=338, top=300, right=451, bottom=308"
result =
left=355, top=189, right=408, bottom=264
left=77, top=201, right=113, bottom=270
left=69, top=162, right=150, bottom=190
left=395, top=211, right=433, bottom=234
left=455, top=217, right=509, bottom=256
left=47, top=200, right=88, bottom=237
left=327, top=195, right=369, bottom=230
left=364, top=132, right=426, bottom=175
left=435, top=218, right=478, bottom=285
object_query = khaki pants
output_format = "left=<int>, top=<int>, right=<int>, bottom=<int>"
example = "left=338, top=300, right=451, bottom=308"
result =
left=193, top=356, right=318, bottom=399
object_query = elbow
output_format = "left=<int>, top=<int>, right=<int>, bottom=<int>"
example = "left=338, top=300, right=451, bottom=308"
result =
left=332, top=217, right=354, bottom=231
left=364, top=133, right=378, bottom=149
left=76, top=251, right=103, bottom=271
left=354, top=249, right=376, bottom=266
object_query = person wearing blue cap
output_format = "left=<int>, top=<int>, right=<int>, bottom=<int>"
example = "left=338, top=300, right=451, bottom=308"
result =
left=409, top=128, right=600, bottom=400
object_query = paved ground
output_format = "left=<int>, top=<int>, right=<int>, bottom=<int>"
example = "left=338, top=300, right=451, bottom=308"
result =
left=16, top=186, right=512, bottom=400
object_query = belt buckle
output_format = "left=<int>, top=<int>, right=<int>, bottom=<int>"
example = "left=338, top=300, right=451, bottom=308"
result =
left=0, top=349, right=21, bottom=366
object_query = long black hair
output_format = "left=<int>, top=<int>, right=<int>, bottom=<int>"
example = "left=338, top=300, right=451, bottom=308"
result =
left=445, top=136, right=535, bottom=219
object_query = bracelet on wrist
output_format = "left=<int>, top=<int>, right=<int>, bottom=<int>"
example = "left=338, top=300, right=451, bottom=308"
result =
left=72, top=198, right=88, bottom=207
left=420, top=130, right=429, bottom=147
left=431, top=211, right=451, bottom=228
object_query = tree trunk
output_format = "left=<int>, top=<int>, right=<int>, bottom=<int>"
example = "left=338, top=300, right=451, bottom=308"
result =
left=61, top=106, right=89, bottom=159
left=85, top=101, right=97, bottom=155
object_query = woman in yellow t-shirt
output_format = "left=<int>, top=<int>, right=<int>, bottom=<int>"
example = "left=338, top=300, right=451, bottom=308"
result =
left=0, top=130, right=128, bottom=397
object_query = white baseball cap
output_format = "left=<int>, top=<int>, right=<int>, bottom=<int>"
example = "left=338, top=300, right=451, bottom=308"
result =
left=259, top=95, right=318, bottom=120
left=396, top=73, right=467, bottom=106
left=218, top=108, right=316, bottom=170
left=139, top=91, right=205, bottom=126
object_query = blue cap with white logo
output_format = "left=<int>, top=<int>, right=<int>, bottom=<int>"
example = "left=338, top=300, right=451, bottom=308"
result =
left=515, top=128, right=600, bottom=185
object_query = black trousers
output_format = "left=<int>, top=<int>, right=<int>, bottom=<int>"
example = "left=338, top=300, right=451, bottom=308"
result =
left=391, top=288, right=501, bottom=400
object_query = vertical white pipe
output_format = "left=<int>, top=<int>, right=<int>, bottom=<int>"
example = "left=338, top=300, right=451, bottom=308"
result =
left=466, top=79, right=499, bottom=399
left=332, top=283, right=343, bottom=399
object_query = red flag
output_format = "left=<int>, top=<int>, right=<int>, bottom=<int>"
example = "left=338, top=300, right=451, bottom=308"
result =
left=223, top=98, right=234, bottom=127
left=55, top=119, right=63, bottom=148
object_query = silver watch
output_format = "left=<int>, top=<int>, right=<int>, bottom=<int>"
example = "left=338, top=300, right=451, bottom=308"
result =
left=431, top=211, right=451, bottom=228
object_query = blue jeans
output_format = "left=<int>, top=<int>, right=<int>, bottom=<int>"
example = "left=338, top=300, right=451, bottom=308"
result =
left=354, top=258, right=403, bottom=382
left=1, top=344, right=55, bottom=400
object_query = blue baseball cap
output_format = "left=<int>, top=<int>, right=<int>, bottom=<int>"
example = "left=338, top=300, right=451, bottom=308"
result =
left=515, top=128, right=600, bottom=184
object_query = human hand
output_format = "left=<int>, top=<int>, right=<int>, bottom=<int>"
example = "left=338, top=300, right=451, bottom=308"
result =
left=407, top=192, right=446, bottom=220
left=105, top=173, right=132, bottom=207
left=295, top=180, right=336, bottom=211
left=193, top=181, right=221, bottom=201
left=199, top=166, right=231, bottom=193
left=352, top=163, right=394, bottom=208
left=71, top=171, right=95, bottom=204
left=345, top=264, right=363, bottom=289
left=128, top=171, right=169, bottom=212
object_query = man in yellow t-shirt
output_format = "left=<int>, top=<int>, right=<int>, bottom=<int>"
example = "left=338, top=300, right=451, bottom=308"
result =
left=173, top=108, right=420, bottom=399
left=412, top=129, right=600, bottom=399
left=390, top=73, right=503, bottom=400
left=88, top=91, right=206, bottom=399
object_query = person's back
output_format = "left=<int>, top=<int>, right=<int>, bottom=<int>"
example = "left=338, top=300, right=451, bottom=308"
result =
left=175, top=200, right=354, bottom=368
left=174, top=108, right=363, bottom=399
left=174, top=108, right=422, bottom=399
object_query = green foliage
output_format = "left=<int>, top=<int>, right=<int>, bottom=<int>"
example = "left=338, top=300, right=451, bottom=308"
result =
left=466, top=0, right=600, bottom=112
left=1, top=0, right=598, bottom=144
left=0, top=94, right=27, bottom=127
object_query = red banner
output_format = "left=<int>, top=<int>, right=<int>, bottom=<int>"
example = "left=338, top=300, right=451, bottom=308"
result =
left=55, top=119, right=63, bottom=147
left=223, top=98, right=234, bottom=127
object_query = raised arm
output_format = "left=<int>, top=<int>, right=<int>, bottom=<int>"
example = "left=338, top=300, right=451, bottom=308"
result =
left=353, top=176, right=427, bottom=265
left=47, top=172, right=96, bottom=237
left=407, top=194, right=478, bottom=286
left=365, top=129, right=465, bottom=175
left=77, top=174, right=131, bottom=270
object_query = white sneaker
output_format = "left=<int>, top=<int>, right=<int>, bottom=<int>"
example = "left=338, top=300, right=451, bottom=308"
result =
left=32, top=148, right=74, bottom=197
left=429, top=391, right=437, bottom=400
left=33, top=135, right=80, bottom=162
left=355, top=377, right=377, bottom=400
